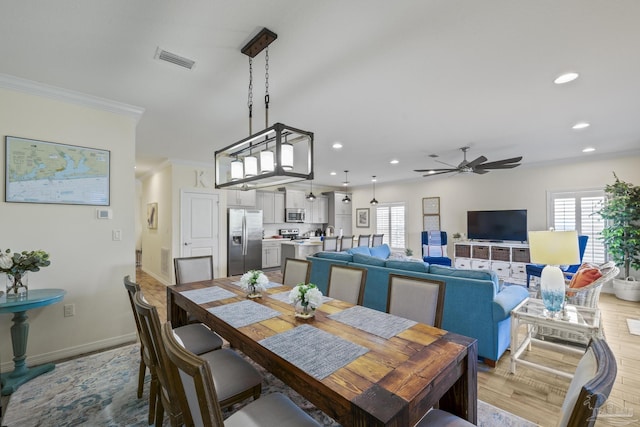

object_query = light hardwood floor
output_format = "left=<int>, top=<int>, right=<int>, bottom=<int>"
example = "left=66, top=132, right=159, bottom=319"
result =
left=136, top=269, right=640, bottom=427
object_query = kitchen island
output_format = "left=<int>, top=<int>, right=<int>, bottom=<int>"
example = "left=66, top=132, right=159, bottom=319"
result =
left=280, top=240, right=323, bottom=268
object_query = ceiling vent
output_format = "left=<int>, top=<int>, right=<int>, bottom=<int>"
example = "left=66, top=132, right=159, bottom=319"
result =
left=154, top=47, right=195, bottom=70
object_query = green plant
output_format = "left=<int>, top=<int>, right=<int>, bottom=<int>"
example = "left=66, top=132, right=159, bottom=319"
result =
left=405, top=248, right=413, bottom=256
left=0, top=249, right=51, bottom=278
left=598, top=173, right=640, bottom=278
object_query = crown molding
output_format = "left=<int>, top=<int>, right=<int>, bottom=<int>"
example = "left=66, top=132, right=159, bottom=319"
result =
left=0, top=73, right=145, bottom=121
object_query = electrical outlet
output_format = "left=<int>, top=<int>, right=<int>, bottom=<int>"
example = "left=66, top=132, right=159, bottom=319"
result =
left=64, top=304, right=75, bottom=317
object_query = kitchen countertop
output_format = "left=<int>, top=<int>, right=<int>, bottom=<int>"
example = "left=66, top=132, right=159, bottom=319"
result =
left=280, top=240, right=323, bottom=246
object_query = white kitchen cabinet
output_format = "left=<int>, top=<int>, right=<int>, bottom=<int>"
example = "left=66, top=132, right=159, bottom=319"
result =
left=325, top=191, right=352, bottom=232
left=285, top=189, right=306, bottom=209
left=334, top=214, right=352, bottom=236
left=256, top=191, right=285, bottom=224
left=315, top=196, right=328, bottom=224
left=274, top=192, right=285, bottom=223
left=262, top=240, right=282, bottom=268
left=228, top=189, right=256, bottom=207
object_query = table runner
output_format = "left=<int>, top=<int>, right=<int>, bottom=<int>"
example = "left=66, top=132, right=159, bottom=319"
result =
left=259, top=324, right=369, bottom=380
left=179, top=286, right=236, bottom=304
left=208, top=300, right=281, bottom=328
left=328, top=305, right=417, bottom=339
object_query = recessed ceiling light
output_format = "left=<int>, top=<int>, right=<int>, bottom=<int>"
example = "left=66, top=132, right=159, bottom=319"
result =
left=390, top=159, right=399, bottom=164
left=572, top=122, right=590, bottom=130
left=428, top=170, right=436, bottom=175
left=582, top=147, right=596, bottom=153
left=554, top=72, right=579, bottom=84
left=330, top=171, right=336, bottom=176
left=332, top=142, right=343, bottom=149
left=371, top=177, right=377, bottom=182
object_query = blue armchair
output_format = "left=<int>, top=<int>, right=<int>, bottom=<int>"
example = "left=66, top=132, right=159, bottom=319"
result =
left=421, top=231, right=452, bottom=267
left=526, top=235, right=589, bottom=287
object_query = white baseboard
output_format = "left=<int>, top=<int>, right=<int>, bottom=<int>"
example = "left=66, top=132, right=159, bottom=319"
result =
left=140, top=266, right=172, bottom=286
left=0, top=333, right=137, bottom=373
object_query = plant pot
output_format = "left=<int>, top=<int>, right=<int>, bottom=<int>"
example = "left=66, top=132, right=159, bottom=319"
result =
left=613, top=277, right=640, bottom=302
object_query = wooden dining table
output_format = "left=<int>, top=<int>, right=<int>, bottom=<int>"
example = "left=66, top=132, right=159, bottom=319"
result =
left=167, top=274, right=477, bottom=427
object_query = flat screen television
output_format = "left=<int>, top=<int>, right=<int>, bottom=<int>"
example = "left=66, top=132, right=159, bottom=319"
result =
left=467, top=209, right=528, bottom=242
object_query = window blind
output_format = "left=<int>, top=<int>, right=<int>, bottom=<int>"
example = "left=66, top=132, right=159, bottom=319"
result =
left=376, top=203, right=405, bottom=249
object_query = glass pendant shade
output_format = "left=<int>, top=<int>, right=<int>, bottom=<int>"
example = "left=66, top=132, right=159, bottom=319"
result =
left=230, top=159, right=244, bottom=181
left=370, top=198, right=378, bottom=205
left=342, top=170, right=351, bottom=203
left=244, top=155, right=258, bottom=177
left=529, top=230, right=580, bottom=316
left=259, top=150, right=274, bottom=174
left=306, top=181, right=316, bottom=201
left=281, top=142, right=294, bottom=171
left=370, top=176, right=378, bottom=205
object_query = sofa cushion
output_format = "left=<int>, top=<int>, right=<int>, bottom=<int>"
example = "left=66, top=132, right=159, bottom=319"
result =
left=352, top=253, right=387, bottom=267
left=347, top=246, right=371, bottom=256
left=314, top=251, right=353, bottom=262
left=385, top=260, right=430, bottom=273
left=370, top=244, right=391, bottom=259
left=429, top=265, right=497, bottom=282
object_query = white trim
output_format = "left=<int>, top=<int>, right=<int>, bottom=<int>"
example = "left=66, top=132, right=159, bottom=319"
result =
left=0, top=73, right=145, bottom=121
left=0, top=333, right=137, bottom=372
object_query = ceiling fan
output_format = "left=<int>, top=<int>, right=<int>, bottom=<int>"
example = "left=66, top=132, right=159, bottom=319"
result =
left=414, top=146, right=522, bottom=177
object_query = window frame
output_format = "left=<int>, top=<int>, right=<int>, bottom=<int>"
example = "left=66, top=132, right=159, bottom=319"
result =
left=375, top=202, right=406, bottom=251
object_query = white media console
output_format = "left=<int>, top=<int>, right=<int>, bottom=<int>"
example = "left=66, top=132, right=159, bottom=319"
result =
left=454, top=241, right=531, bottom=286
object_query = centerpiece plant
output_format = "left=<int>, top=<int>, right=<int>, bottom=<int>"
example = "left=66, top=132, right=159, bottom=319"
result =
left=239, top=270, right=269, bottom=298
left=0, top=248, right=51, bottom=296
left=288, top=283, right=323, bottom=318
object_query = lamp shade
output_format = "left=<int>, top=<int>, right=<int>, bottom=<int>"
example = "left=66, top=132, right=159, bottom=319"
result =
left=244, top=155, right=258, bottom=177
left=259, top=150, right=274, bottom=174
left=528, top=230, right=580, bottom=266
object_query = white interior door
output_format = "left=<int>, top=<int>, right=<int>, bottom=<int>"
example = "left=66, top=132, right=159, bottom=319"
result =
left=180, top=190, right=220, bottom=276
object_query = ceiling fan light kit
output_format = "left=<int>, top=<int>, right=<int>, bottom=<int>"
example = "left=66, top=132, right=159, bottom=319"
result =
left=414, top=146, right=522, bottom=178
left=215, top=28, right=314, bottom=190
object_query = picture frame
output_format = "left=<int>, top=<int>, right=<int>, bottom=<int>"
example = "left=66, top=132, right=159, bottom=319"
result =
left=147, top=202, right=158, bottom=229
left=423, top=214, right=440, bottom=231
left=5, top=135, right=110, bottom=206
left=422, top=196, right=440, bottom=215
left=356, top=208, right=370, bottom=228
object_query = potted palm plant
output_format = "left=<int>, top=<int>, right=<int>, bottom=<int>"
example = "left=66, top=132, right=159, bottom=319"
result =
left=598, top=173, right=640, bottom=301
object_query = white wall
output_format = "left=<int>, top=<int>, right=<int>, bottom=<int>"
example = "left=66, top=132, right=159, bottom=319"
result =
left=0, top=84, right=142, bottom=370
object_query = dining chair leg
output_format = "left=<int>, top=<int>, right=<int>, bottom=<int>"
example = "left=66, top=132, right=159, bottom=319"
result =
left=137, top=347, right=146, bottom=399
left=155, top=397, right=164, bottom=427
left=148, top=374, right=158, bottom=425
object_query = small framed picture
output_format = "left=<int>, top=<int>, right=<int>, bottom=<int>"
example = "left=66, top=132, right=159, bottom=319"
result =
left=356, top=208, right=370, bottom=228
left=423, top=214, right=440, bottom=231
left=147, top=202, right=158, bottom=229
left=422, top=197, right=440, bottom=215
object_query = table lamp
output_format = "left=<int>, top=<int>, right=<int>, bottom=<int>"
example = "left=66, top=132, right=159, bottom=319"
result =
left=528, top=230, right=580, bottom=316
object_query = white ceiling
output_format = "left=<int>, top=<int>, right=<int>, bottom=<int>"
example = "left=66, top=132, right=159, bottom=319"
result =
left=1, top=0, right=640, bottom=187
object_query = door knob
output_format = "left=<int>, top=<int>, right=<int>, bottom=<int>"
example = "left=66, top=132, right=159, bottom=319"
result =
left=184, top=242, right=192, bottom=246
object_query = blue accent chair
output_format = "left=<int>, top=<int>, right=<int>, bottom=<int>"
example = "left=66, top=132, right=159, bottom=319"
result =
left=525, top=235, right=589, bottom=288
left=421, top=231, right=452, bottom=267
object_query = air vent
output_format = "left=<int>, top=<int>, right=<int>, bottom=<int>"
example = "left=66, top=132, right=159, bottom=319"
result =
left=155, top=47, right=195, bottom=70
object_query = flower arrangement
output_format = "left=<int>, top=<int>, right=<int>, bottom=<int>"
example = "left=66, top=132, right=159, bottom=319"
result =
left=288, top=283, right=323, bottom=318
left=1, top=249, right=51, bottom=296
left=239, top=270, right=268, bottom=297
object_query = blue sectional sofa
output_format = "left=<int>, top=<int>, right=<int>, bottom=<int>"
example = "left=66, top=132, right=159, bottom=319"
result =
left=307, top=245, right=529, bottom=366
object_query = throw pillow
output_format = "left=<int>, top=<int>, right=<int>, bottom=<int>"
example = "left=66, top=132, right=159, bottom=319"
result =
left=569, top=264, right=603, bottom=289
left=369, top=243, right=391, bottom=259
left=352, top=253, right=387, bottom=267
left=347, top=246, right=371, bottom=256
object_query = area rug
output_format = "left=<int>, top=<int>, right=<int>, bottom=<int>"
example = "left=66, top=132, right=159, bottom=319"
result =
left=627, top=318, right=640, bottom=336
left=2, top=344, right=536, bottom=427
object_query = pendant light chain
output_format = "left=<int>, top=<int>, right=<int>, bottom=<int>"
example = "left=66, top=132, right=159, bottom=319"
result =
left=248, top=57, right=253, bottom=135
left=264, top=47, right=270, bottom=128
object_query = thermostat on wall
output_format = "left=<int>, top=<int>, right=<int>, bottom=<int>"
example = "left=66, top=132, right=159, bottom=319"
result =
left=97, top=209, right=113, bottom=219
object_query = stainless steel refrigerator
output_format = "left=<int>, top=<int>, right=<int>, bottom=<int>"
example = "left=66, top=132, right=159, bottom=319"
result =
left=227, top=208, right=263, bottom=276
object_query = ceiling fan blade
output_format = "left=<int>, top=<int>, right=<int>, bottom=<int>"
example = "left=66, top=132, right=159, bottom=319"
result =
left=473, top=168, right=490, bottom=174
left=434, top=159, right=458, bottom=168
left=477, top=157, right=523, bottom=169
left=414, top=168, right=458, bottom=172
left=466, top=155, right=488, bottom=169
left=423, top=170, right=457, bottom=177
left=476, top=163, right=521, bottom=170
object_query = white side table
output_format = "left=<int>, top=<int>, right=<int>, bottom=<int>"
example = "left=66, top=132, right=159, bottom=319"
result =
left=510, top=297, right=601, bottom=379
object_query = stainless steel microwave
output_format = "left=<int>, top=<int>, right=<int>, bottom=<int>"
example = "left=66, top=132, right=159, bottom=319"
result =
left=285, top=208, right=305, bottom=223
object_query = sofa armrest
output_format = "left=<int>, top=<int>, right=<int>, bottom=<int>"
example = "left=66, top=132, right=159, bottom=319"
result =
left=492, top=285, right=529, bottom=322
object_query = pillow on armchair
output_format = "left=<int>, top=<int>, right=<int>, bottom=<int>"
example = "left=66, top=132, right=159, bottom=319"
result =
left=568, top=263, right=603, bottom=290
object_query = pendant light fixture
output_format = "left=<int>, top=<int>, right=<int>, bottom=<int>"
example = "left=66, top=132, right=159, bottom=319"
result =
left=215, top=28, right=314, bottom=190
left=370, top=176, right=378, bottom=205
left=342, top=170, right=351, bottom=204
left=306, top=180, right=316, bottom=201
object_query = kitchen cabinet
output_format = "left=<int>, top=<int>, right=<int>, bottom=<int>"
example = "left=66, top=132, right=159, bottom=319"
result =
left=285, top=189, right=306, bottom=209
left=280, top=241, right=322, bottom=267
left=256, top=191, right=285, bottom=224
left=325, top=191, right=352, bottom=234
left=228, top=189, right=256, bottom=207
left=262, top=240, right=282, bottom=268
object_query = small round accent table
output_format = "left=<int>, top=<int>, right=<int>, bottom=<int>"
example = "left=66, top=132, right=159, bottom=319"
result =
left=0, top=288, right=66, bottom=395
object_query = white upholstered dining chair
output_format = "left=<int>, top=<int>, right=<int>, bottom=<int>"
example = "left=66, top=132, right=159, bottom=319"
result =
left=282, top=258, right=311, bottom=287
left=339, top=235, right=354, bottom=250
left=322, top=236, right=339, bottom=252
left=386, top=274, right=446, bottom=328
left=326, top=265, right=367, bottom=305
left=174, top=255, right=214, bottom=284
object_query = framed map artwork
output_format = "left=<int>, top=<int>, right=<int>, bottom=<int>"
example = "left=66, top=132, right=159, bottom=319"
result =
left=5, top=136, right=110, bottom=205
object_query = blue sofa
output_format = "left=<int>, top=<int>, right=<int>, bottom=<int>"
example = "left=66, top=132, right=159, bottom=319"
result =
left=307, top=245, right=529, bottom=365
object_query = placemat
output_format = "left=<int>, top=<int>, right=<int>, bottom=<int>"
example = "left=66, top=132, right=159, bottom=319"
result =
left=231, top=280, right=282, bottom=289
left=328, top=305, right=417, bottom=339
left=180, top=286, right=236, bottom=304
left=208, top=300, right=281, bottom=328
left=259, top=324, right=369, bottom=380
left=269, top=291, right=334, bottom=305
